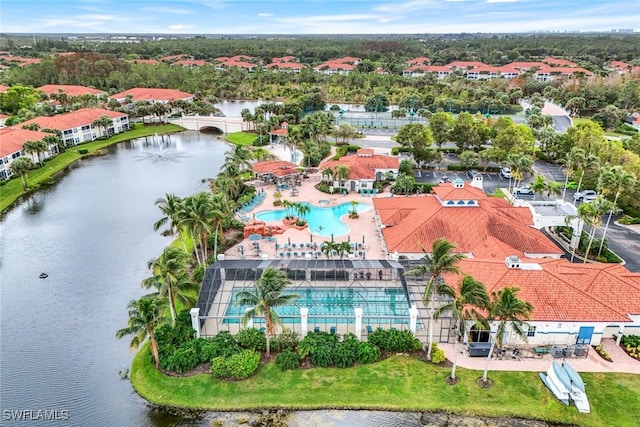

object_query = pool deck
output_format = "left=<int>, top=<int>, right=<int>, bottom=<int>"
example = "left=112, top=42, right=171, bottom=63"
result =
left=225, top=144, right=391, bottom=261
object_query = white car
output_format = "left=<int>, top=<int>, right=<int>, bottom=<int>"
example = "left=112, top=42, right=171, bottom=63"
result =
left=513, top=185, right=534, bottom=195
left=573, top=190, right=597, bottom=202
left=500, top=167, right=512, bottom=179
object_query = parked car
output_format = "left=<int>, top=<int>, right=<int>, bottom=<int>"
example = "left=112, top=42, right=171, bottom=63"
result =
left=513, top=185, right=534, bottom=195
left=573, top=190, right=597, bottom=202
left=439, top=176, right=452, bottom=184
left=466, top=169, right=480, bottom=179
left=500, top=167, right=512, bottom=179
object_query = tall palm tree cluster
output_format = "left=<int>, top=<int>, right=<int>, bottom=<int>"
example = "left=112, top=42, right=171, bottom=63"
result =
left=117, top=144, right=259, bottom=366
left=408, top=238, right=533, bottom=384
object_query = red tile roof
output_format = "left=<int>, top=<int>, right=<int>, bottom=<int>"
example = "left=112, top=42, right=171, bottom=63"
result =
left=405, top=65, right=452, bottom=73
left=542, top=57, right=577, bottom=67
left=314, top=61, right=356, bottom=71
left=110, top=88, right=194, bottom=102
left=228, top=55, right=255, bottom=62
left=535, top=67, right=594, bottom=77
left=217, top=60, right=256, bottom=69
left=272, top=55, right=297, bottom=63
left=373, top=188, right=562, bottom=258
left=0, top=127, right=50, bottom=157
left=454, top=258, right=640, bottom=322
left=159, top=54, right=189, bottom=62
left=320, top=153, right=398, bottom=181
left=269, top=128, right=288, bottom=136
left=506, top=61, right=548, bottom=70
left=252, top=160, right=300, bottom=177
left=173, top=59, right=209, bottom=67
left=21, top=108, right=127, bottom=132
left=266, top=62, right=305, bottom=70
left=405, top=57, right=431, bottom=65
left=445, top=61, right=488, bottom=69
left=0, top=85, right=9, bottom=92
left=38, top=84, right=106, bottom=97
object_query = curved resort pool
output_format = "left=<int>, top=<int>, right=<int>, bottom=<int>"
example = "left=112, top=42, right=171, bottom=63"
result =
left=255, top=201, right=371, bottom=237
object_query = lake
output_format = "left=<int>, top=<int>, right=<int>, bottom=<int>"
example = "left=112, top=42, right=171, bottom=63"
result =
left=0, top=131, right=228, bottom=427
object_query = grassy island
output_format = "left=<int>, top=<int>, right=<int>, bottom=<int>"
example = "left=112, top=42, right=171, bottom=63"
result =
left=1, top=123, right=185, bottom=213
left=130, top=345, right=639, bottom=427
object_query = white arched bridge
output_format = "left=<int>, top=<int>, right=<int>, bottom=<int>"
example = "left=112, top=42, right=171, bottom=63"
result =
left=169, top=115, right=244, bottom=133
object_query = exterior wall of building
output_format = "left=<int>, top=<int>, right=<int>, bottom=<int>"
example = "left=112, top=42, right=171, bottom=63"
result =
left=62, top=116, right=129, bottom=146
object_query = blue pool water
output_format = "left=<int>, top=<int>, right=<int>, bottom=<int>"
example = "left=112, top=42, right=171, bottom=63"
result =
left=225, top=287, right=410, bottom=324
left=255, top=202, right=371, bottom=237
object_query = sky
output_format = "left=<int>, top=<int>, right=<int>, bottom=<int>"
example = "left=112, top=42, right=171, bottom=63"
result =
left=1, top=0, right=638, bottom=35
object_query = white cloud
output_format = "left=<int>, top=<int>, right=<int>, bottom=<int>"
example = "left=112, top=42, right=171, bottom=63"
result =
left=168, top=24, right=195, bottom=30
left=257, top=13, right=273, bottom=17
left=77, top=14, right=117, bottom=21
left=141, top=7, right=192, bottom=15
left=487, top=0, right=518, bottom=3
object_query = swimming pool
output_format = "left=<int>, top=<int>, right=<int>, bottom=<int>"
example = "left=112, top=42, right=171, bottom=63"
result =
left=224, top=287, right=410, bottom=325
left=255, top=201, right=370, bottom=237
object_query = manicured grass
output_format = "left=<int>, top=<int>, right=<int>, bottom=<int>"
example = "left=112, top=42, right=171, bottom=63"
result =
left=130, top=345, right=640, bottom=426
left=1, top=124, right=184, bottom=213
left=487, top=188, right=506, bottom=198
left=226, top=132, right=256, bottom=146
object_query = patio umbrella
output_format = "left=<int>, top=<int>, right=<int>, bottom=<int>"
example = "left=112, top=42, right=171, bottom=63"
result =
left=288, top=237, right=291, bottom=245
left=310, top=234, right=313, bottom=242
left=249, top=234, right=263, bottom=241
left=362, top=235, right=365, bottom=244
left=348, top=235, right=350, bottom=242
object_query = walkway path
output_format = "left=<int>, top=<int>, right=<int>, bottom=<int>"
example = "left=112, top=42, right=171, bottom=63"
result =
left=439, top=339, right=640, bottom=374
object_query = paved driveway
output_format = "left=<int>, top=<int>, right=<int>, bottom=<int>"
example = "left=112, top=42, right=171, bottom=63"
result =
left=585, top=220, right=640, bottom=272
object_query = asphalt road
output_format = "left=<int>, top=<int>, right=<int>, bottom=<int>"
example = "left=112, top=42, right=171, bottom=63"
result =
left=584, top=220, right=640, bottom=272
left=552, top=115, right=572, bottom=133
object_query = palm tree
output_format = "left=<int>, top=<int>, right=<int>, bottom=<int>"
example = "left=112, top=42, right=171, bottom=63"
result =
left=337, top=241, right=352, bottom=259
left=335, top=165, right=350, bottom=191
left=179, top=192, right=215, bottom=265
left=434, top=275, right=490, bottom=382
left=481, top=287, right=533, bottom=383
left=322, top=167, right=334, bottom=185
left=116, top=295, right=168, bottom=368
left=153, top=193, right=186, bottom=249
left=142, top=246, right=198, bottom=324
left=574, top=153, right=600, bottom=197
left=320, top=240, right=336, bottom=258
left=406, top=238, right=466, bottom=360
left=545, top=180, right=563, bottom=199
left=294, top=202, right=311, bottom=224
left=22, top=140, right=43, bottom=166
left=578, top=196, right=614, bottom=263
left=560, top=147, right=585, bottom=201
left=10, top=157, right=33, bottom=190
left=235, top=267, right=298, bottom=356
left=530, top=175, right=546, bottom=200
left=507, top=154, right=533, bottom=189
left=597, top=166, right=636, bottom=256
left=224, top=145, right=253, bottom=174
left=92, top=115, right=113, bottom=138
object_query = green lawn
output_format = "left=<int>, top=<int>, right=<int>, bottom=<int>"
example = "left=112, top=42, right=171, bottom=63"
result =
left=1, top=124, right=184, bottom=213
left=226, top=132, right=256, bottom=146
left=130, top=345, right=639, bottom=426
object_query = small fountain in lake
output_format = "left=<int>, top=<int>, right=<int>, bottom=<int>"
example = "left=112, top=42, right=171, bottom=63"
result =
left=132, top=134, right=191, bottom=163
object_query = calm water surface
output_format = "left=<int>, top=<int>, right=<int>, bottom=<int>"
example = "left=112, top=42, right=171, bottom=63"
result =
left=0, top=131, right=227, bottom=427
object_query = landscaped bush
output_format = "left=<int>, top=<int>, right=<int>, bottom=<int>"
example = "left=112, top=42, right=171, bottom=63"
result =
left=316, top=183, right=331, bottom=194
left=332, top=342, right=358, bottom=368
left=275, top=349, right=301, bottom=371
left=164, top=344, right=199, bottom=373
left=298, top=331, right=338, bottom=368
left=210, top=350, right=261, bottom=380
left=78, top=149, right=89, bottom=154
left=368, top=329, right=421, bottom=352
left=235, top=327, right=267, bottom=352
left=227, top=350, right=261, bottom=379
left=357, top=342, right=381, bottom=364
left=333, top=144, right=361, bottom=160
left=271, top=329, right=299, bottom=352
left=621, top=335, right=640, bottom=360
left=205, top=331, right=242, bottom=359
left=430, top=343, right=446, bottom=364
left=210, top=356, right=229, bottom=378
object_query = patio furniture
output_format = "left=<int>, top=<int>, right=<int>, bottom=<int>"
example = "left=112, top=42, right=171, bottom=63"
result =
left=533, top=347, right=550, bottom=357
left=301, top=251, right=306, bottom=257
left=314, top=326, right=320, bottom=332
left=366, top=325, right=374, bottom=334
left=468, top=342, right=492, bottom=357
left=279, top=252, right=284, bottom=258
left=330, top=326, right=337, bottom=335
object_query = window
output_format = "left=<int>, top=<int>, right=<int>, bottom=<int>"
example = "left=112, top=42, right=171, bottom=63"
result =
left=81, top=125, right=90, bottom=131
left=63, top=129, right=73, bottom=136
left=527, top=326, right=537, bottom=337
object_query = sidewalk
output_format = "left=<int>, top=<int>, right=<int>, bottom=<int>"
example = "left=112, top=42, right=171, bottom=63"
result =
left=439, top=339, right=640, bottom=374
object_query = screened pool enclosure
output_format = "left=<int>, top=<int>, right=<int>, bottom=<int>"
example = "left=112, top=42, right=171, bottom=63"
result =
left=193, top=259, right=423, bottom=338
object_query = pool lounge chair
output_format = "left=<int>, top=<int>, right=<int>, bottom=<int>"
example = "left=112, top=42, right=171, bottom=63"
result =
left=314, top=326, right=320, bottom=332
left=366, top=325, right=374, bottom=334
left=330, top=326, right=337, bottom=335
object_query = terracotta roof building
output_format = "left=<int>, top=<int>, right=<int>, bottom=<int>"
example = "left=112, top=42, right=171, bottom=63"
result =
left=320, top=150, right=399, bottom=191
left=252, top=160, right=300, bottom=182
left=374, top=180, right=640, bottom=346
left=22, top=108, right=129, bottom=146
left=109, top=88, right=194, bottom=104
left=38, top=84, right=107, bottom=98
left=0, top=127, right=56, bottom=180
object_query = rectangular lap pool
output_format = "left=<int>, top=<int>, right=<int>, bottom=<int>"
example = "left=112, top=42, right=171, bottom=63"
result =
left=224, top=287, right=410, bottom=324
